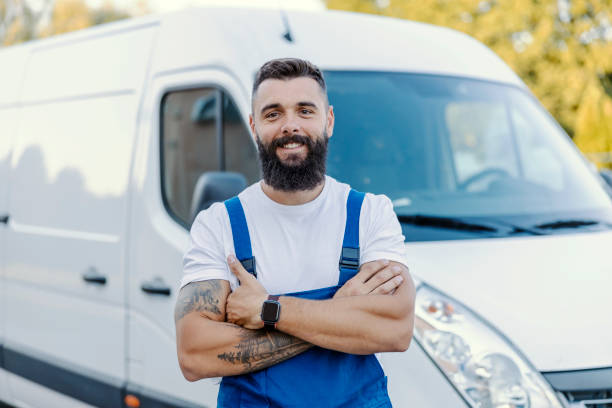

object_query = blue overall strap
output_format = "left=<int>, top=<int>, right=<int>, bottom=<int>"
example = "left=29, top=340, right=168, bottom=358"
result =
left=338, top=189, right=366, bottom=286
left=224, top=197, right=256, bottom=277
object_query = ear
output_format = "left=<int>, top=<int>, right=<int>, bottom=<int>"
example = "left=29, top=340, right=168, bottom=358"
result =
left=249, top=114, right=256, bottom=141
left=326, top=105, right=335, bottom=138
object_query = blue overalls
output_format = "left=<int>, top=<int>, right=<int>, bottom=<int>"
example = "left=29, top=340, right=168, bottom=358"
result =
left=218, top=190, right=392, bottom=408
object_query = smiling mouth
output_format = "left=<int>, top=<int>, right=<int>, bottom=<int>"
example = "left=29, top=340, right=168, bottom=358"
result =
left=279, top=142, right=304, bottom=150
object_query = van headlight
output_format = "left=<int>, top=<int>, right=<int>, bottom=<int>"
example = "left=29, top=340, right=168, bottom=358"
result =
left=414, top=284, right=563, bottom=408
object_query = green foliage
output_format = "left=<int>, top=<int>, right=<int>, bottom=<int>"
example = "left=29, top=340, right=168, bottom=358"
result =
left=327, top=0, right=612, bottom=167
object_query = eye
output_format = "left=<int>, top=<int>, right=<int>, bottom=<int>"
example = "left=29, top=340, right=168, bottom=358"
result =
left=265, top=111, right=279, bottom=119
left=300, top=109, right=313, bottom=115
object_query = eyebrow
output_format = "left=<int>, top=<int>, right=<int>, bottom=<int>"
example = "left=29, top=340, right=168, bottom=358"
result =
left=260, top=103, right=280, bottom=114
left=260, top=101, right=318, bottom=115
left=297, top=101, right=317, bottom=109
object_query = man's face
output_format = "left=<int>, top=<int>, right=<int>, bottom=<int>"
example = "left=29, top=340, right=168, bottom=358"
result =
left=250, top=77, right=335, bottom=191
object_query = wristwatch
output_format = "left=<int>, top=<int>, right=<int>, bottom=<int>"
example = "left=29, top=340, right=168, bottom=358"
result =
left=261, top=295, right=281, bottom=329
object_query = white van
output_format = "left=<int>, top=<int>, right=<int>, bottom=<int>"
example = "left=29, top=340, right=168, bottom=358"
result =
left=1, top=6, right=611, bottom=408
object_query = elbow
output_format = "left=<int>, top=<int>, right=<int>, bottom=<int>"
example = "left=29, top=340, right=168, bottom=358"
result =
left=388, top=314, right=415, bottom=353
left=178, top=343, right=222, bottom=380
left=391, top=280, right=416, bottom=352
left=390, top=329, right=413, bottom=352
left=178, top=349, right=203, bottom=382
left=182, top=369, right=201, bottom=383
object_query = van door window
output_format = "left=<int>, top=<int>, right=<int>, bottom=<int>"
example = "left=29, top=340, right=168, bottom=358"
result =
left=223, top=95, right=259, bottom=184
left=161, top=88, right=257, bottom=227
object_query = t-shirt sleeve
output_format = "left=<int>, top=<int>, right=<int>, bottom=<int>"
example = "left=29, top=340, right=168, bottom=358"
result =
left=180, top=202, right=237, bottom=290
left=359, top=193, right=408, bottom=268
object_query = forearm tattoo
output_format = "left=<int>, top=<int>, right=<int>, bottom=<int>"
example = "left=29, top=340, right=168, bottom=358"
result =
left=174, top=280, right=224, bottom=322
left=175, top=280, right=311, bottom=373
left=217, top=329, right=312, bottom=373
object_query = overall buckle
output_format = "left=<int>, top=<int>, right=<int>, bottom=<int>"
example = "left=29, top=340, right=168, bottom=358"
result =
left=240, top=257, right=257, bottom=277
left=339, top=247, right=359, bottom=270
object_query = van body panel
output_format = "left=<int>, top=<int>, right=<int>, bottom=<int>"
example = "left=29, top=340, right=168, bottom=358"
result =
left=0, top=115, right=14, bottom=408
left=21, top=24, right=157, bottom=103
left=0, top=47, right=28, bottom=107
left=407, top=230, right=612, bottom=371
left=1, top=23, right=157, bottom=408
left=0, top=46, right=28, bottom=404
left=5, top=371, right=97, bottom=408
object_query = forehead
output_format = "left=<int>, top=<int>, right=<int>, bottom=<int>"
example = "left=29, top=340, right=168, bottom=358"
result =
left=253, top=77, right=326, bottom=109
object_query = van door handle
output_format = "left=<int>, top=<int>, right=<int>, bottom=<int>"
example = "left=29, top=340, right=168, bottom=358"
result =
left=82, top=267, right=107, bottom=285
left=0, top=214, right=8, bottom=224
left=141, top=278, right=171, bottom=296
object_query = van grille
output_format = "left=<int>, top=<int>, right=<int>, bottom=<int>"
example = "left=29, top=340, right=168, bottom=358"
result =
left=542, top=367, right=612, bottom=408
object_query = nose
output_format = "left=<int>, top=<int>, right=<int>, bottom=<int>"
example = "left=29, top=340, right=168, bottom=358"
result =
left=280, top=113, right=300, bottom=135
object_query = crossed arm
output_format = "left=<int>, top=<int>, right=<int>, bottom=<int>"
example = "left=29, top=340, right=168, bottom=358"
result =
left=175, top=279, right=311, bottom=379
left=175, top=259, right=415, bottom=381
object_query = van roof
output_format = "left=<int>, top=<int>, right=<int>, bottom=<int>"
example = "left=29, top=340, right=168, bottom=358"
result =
left=152, top=7, right=523, bottom=87
left=0, top=7, right=524, bottom=105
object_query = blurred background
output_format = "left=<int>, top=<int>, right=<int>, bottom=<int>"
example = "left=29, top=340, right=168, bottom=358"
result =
left=1, top=0, right=611, bottom=170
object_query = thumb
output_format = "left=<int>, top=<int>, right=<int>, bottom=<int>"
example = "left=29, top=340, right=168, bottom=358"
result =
left=227, top=254, right=252, bottom=283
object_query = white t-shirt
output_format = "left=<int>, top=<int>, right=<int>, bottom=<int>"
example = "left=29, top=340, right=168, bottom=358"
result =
left=181, top=176, right=407, bottom=294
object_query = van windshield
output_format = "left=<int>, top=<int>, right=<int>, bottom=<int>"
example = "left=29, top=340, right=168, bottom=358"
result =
left=325, top=71, right=612, bottom=241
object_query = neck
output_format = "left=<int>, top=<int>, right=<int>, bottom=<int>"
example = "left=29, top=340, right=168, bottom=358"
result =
left=260, top=178, right=326, bottom=205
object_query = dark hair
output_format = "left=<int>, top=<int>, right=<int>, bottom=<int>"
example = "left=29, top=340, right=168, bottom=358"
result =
left=252, top=58, right=327, bottom=99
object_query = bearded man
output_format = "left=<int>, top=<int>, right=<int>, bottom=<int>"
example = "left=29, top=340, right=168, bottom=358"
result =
left=174, top=58, right=415, bottom=408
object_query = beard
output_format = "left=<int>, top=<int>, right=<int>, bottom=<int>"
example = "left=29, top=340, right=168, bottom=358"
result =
left=256, top=131, right=328, bottom=192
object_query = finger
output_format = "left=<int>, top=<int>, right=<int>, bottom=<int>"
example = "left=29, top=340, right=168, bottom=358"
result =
left=355, top=259, right=389, bottom=282
left=365, top=264, right=402, bottom=292
left=371, top=275, right=404, bottom=295
left=227, top=254, right=250, bottom=283
left=335, top=278, right=363, bottom=297
left=364, top=267, right=394, bottom=292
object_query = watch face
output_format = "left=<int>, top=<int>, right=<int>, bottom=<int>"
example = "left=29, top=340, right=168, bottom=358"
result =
left=261, top=301, right=280, bottom=322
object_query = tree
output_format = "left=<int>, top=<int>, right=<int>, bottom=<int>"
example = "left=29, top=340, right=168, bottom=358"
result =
left=38, top=0, right=130, bottom=37
left=1, top=0, right=133, bottom=46
left=1, top=0, right=52, bottom=45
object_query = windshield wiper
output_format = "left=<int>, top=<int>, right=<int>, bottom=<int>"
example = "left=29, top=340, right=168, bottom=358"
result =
left=534, top=219, right=601, bottom=230
left=397, top=214, right=498, bottom=233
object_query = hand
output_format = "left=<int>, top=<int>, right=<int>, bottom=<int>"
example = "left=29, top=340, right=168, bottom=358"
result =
left=226, top=255, right=268, bottom=329
left=334, top=259, right=405, bottom=298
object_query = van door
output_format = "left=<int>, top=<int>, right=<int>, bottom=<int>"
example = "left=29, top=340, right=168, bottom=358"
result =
left=0, top=46, right=28, bottom=406
left=3, top=25, right=156, bottom=407
left=0, top=101, right=13, bottom=405
left=126, top=69, right=258, bottom=407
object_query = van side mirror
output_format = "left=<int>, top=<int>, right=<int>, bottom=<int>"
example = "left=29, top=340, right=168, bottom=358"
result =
left=190, top=171, right=247, bottom=222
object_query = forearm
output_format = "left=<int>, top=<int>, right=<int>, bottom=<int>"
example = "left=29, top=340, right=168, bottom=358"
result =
left=177, top=316, right=311, bottom=380
left=175, top=279, right=311, bottom=380
left=215, top=323, right=313, bottom=375
left=276, top=285, right=414, bottom=354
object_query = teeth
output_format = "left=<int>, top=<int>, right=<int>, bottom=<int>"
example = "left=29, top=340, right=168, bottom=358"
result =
left=283, top=143, right=301, bottom=149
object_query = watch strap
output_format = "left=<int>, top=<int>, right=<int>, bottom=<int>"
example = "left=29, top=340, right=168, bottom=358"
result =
left=263, top=295, right=280, bottom=329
